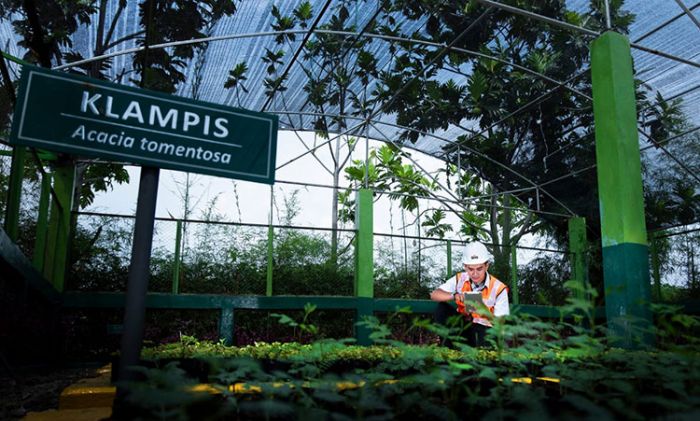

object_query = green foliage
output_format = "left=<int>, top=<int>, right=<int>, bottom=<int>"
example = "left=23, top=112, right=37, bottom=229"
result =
left=272, top=303, right=320, bottom=340
left=224, top=62, right=249, bottom=92
left=342, top=144, right=437, bottom=222
left=421, top=209, right=453, bottom=239
left=123, top=362, right=210, bottom=420
left=0, top=0, right=97, bottom=67
left=130, top=300, right=700, bottom=420
left=131, top=1, right=237, bottom=93
left=77, top=163, right=130, bottom=209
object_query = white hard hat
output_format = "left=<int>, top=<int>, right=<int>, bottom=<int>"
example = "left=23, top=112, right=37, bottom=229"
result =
left=462, top=241, right=492, bottom=265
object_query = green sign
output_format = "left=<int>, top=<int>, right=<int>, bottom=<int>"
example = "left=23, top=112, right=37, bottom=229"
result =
left=10, top=65, right=278, bottom=184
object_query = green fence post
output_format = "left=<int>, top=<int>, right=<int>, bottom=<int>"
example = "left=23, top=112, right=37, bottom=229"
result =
left=172, top=219, right=182, bottom=294
left=266, top=185, right=274, bottom=296
left=32, top=172, right=52, bottom=271
left=43, top=160, right=76, bottom=291
left=510, top=245, right=519, bottom=305
left=354, top=188, right=374, bottom=345
left=266, top=225, right=274, bottom=296
left=219, top=307, right=234, bottom=346
left=446, top=240, right=452, bottom=277
left=4, top=147, right=26, bottom=242
left=592, top=31, right=652, bottom=347
left=568, top=217, right=588, bottom=299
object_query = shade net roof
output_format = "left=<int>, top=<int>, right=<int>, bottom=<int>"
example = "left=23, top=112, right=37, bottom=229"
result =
left=0, top=0, right=698, bottom=228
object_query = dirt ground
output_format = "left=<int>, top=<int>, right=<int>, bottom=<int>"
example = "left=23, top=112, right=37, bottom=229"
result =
left=0, top=365, right=101, bottom=420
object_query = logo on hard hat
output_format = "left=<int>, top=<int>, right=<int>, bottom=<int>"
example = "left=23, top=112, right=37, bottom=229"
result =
left=471, top=255, right=478, bottom=259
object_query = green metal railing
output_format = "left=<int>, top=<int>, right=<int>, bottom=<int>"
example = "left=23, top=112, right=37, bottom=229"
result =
left=1, top=151, right=597, bottom=345
left=70, top=210, right=574, bottom=302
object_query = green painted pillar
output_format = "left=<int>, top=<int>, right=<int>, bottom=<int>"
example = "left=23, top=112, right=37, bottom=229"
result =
left=172, top=219, right=182, bottom=294
left=43, top=160, right=76, bottom=291
left=4, top=147, right=26, bottom=242
left=568, top=217, right=588, bottom=299
left=354, top=188, right=374, bottom=345
left=592, top=31, right=652, bottom=347
left=354, top=189, right=374, bottom=298
left=219, top=307, right=234, bottom=345
left=266, top=225, right=274, bottom=296
left=266, top=185, right=274, bottom=296
left=446, top=240, right=452, bottom=277
left=32, top=172, right=52, bottom=271
left=510, top=245, right=519, bottom=305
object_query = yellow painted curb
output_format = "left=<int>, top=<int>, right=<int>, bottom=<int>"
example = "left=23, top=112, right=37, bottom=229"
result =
left=23, top=407, right=112, bottom=421
left=510, top=377, right=560, bottom=384
left=58, top=364, right=115, bottom=410
left=58, top=385, right=116, bottom=410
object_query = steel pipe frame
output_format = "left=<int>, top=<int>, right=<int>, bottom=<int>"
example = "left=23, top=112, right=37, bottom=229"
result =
left=39, top=6, right=697, bottom=217
left=634, top=1, right=700, bottom=43
left=535, top=125, right=700, bottom=190
left=259, top=0, right=333, bottom=112
left=52, top=29, right=590, bottom=99
left=475, top=0, right=700, bottom=69
left=673, top=0, right=700, bottom=32
left=367, top=120, right=575, bottom=226
left=47, top=28, right=602, bottom=209
left=270, top=109, right=572, bottom=215
left=50, top=26, right=692, bottom=182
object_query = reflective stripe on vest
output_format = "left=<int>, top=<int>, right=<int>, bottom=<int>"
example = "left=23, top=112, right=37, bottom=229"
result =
left=455, top=272, right=508, bottom=327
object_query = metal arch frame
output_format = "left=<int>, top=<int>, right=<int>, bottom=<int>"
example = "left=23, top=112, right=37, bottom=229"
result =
left=285, top=0, right=390, bottom=130
left=634, top=1, right=700, bottom=43
left=46, top=24, right=696, bottom=140
left=269, top=109, right=576, bottom=216
left=533, top=125, right=700, bottom=191
left=273, top=6, right=497, bottom=180
left=52, top=29, right=591, bottom=100
left=259, top=0, right=334, bottom=112
left=365, top=119, right=571, bottom=229
left=49, top=27, right=580, bottom=173
left=233, top=176, right=572, bottom=218
left=540, top=81, right=700, bottom=162
left=673, top=0, right=700, bottom=32
left=49, top=28, right=596, bottom=167
left=475, top=0, right=700, bottom=69
left=441, top=68, right=591, bottom=158
left=358, top=6, right=498, bottom=120
left=43, top=15, right=697, bottom=216
left=48, top=29, right=602, bottom=183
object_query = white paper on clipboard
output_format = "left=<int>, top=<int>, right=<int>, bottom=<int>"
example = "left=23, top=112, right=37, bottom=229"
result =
left=462, top=292, right=482, bottom=304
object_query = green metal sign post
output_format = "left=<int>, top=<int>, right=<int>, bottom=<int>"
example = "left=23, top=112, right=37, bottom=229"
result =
left=10, top=65, right=278, bottom=184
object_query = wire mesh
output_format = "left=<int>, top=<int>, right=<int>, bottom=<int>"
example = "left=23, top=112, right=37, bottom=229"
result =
left=69, top=212, right=134, bottom=291
left=514, top=246, right=572, bottom=306
left=650, top=225, right=700, bottom=302
left=69, top=211, right=358, bottom=296
left=374, top=234, right=446, bottom=300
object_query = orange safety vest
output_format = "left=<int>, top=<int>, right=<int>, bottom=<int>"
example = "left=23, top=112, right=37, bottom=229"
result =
left=455, top=272, right=508, bottom=327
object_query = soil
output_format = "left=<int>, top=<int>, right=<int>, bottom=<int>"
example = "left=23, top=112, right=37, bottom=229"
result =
left=0, top=365, right=101, bottom=420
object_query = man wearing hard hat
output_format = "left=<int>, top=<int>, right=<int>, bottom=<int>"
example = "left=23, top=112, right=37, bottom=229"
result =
left=430, top=241, right=510, bottom=347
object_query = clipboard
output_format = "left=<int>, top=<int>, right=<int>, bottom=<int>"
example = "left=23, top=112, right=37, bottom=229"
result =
left=462, top=291, right=482, bottom=304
